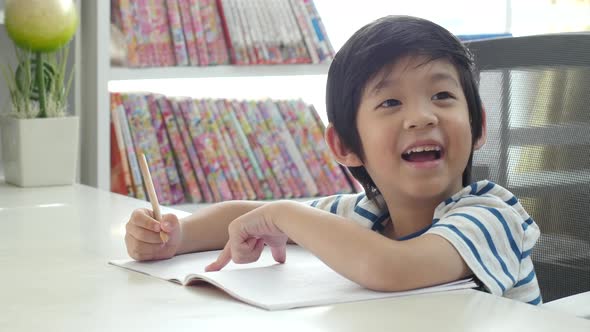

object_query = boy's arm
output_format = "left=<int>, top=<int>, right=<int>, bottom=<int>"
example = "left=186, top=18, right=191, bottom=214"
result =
left=272, top=201, right=471, bottom=291
left=176, top=200, right=268, bottom=254
left=208, top=200, right=470, bottom=291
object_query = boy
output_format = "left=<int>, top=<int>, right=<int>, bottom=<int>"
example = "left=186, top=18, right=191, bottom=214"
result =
left=124, top=15, right=541, bottom=304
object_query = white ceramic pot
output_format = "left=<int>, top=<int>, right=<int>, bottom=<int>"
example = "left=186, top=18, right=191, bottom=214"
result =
left=0, top=116, right=79, bottom=187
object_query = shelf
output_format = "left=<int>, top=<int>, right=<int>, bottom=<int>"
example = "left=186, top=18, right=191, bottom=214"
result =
left=109, top=63, right=331, bottom=81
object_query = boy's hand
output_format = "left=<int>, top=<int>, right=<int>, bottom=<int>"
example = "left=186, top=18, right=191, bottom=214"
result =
left=205, top=204, right=288, bottom=271
left=125, top=208, right=181, bottom=261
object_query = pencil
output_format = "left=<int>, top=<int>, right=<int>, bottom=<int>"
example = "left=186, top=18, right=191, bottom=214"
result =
left=138, top=153, right=169, bottom=244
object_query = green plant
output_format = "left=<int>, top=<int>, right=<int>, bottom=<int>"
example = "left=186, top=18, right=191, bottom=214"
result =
left=1, top=0, right=78, bottom=119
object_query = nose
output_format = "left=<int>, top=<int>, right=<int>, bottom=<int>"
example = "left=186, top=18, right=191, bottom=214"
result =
left=403, top=107, right=438, bottom=130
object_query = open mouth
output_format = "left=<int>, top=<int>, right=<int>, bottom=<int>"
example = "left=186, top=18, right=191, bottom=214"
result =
left=401, top=145, right=443, bottom=162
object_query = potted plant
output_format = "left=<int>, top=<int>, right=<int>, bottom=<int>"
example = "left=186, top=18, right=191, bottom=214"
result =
left=0, top=0, right=79, bottom=187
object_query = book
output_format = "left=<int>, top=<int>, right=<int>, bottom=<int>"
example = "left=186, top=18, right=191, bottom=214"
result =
left=125, top=94, right=173, bottom=204
left=146, top=94, right=185, bottom=204
left=110, top=96, right=134, bottom=196
left=109, top=245, right=477, bottom=311
left=113, top=94, right=147, bottom=200
left=157, top=97, right=204, bottom=203
left=165, top=0, right=190, bottom=66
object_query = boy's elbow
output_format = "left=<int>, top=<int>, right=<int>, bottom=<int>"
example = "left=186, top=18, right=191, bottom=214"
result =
left=355, top=254, right=408, bottom=292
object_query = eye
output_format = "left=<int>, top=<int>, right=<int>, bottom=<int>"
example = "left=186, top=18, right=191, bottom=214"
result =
left=432, top=91, right=455, bottom=100
left=378, top=99, right=401, bottom=108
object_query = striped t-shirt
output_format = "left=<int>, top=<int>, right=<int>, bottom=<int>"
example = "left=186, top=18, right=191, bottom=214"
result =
left=305, top=180, right=542, bottom=304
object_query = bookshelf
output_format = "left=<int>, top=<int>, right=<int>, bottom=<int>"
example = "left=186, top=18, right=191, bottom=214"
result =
left=79, top=1, right=332, bottom=196
left=109, top=63, right=330, bottom=81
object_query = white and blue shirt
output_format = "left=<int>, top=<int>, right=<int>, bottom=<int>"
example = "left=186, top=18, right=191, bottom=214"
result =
left=305, top=180, right=542, bottom=304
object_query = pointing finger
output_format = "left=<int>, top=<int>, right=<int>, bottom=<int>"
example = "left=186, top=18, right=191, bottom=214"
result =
left=205, top=242, right=232, bottom=272
left=270, top=244, right=286, bottom=264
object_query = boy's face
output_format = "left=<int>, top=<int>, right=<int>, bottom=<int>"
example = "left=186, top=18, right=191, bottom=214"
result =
left=353, top=56, right=475, bottom=202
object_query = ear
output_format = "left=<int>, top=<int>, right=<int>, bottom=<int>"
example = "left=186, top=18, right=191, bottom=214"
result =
left=474, top=106, right=487, bottom=150
left=325, top=123, right=363, bottom=167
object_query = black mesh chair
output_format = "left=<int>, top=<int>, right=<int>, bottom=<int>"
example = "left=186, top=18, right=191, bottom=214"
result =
left=466, top=33, right=590, bottom=317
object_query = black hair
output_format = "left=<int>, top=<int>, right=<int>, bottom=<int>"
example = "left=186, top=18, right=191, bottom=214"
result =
left=326, top=15, right=484, bottom=200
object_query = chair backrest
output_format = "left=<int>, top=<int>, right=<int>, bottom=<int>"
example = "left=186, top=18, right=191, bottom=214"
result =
left=466, top=34, right=590, bottom=302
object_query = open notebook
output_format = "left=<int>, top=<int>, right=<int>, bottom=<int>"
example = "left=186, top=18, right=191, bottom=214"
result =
left=109, top=245, right=477, bottom=310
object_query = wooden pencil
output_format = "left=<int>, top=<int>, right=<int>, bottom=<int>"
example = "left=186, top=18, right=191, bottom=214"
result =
left=138, top=153, right=169, bottom=244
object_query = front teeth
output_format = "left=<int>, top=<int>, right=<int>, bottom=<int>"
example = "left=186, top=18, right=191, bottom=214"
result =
left=406, top=145, right=441, bottom=154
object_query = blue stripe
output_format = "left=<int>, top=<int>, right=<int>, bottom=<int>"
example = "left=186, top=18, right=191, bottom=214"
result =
left=432, top=223, right=506, bottom=293
left=476, top=182, right=495, bottom=195
left=449, top=213, right=516, bottom=284
left=355, top=193, right=365, bottom=206
left=310, top=200, right=319, bottom=207
left=475, top=206, right=521, bottom=260
left=371, top=213, right=390, bottom=232
left=522, top=217, right=533, bottom=231
left=521, top=249, right=532, bottom=259
left=470, top=183, right=478, bottom=195
left=505, top=196, right=518, bottom=206
left=444, top=197, right=453, bottom=205
left=330, top=195, right=342, bottom=214
left=527, top=294, right=542, bottom=305
left=354, top=206, right=378, bottom=222
left=397, top=225, right=431, bottom=241
left=514, top=269, right=536, bottom=288
left=432, top=218, right=440, bottom=224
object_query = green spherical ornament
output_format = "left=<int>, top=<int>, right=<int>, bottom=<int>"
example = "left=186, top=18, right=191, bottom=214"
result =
left=5, top=0, right=78, bottom=52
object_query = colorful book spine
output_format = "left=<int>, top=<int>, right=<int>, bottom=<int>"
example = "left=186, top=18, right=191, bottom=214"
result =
left=148, top=0, right=176, bottom=66
left=147, top=94, right=186, bottom=204
left=165, top=0, right=190, bottom=66
left=156, top=97, right=205, bottom=203
left=215, top=0, right=248, bottom=64
left=110, top=114, right=128, bottom=196
left=242, top=0, right=269, bottom=64
left=234, top=100, right=284, bottom=198
left=178, top=0, right=201, bottom=66
left=249, top=100, right=296, bottom=198
left=134, top=0, right=157, bottom=66
left=201, top=99, right=248, bottom=200
left=209, top=0, right=231, bottom=64
left=304, top=103, right=354, bottom=193
left=123, top=94, right=173, bottom=204
left=279, top=0, right=310, bottom=63
left=110, top=94, right=135, bottom=197
left=115, top=0, right=140, bottom=66
left=114, top=95, right=146, bottom=200
left=252, top=0, right=282, bottom=64
left=188, top=0, right=210, bottom=66
left=230, top=100, right=273, bottom=199
left=233, top=0, right=258, bottom=64
left=287, top=0, right=318, bottom=63
left=169, top=98, right=215, bottom=202
left=269, top=0, right=297, bottom=63
left=203, top=0, right=230, bottom=65
left=278, top=100, right=330, bottom=196
left=303, top=0, right=335, bottom=59
left=179, top=99, right=233, bottom=201
left=262, top=99, right=318, bottom=197
left=213, top=99, right=257, bottom=200
left=224, top=100, right=271, bottom=199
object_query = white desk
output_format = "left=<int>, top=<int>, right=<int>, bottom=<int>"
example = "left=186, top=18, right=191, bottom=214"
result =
left=0, top=182, right=589, bottom=332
